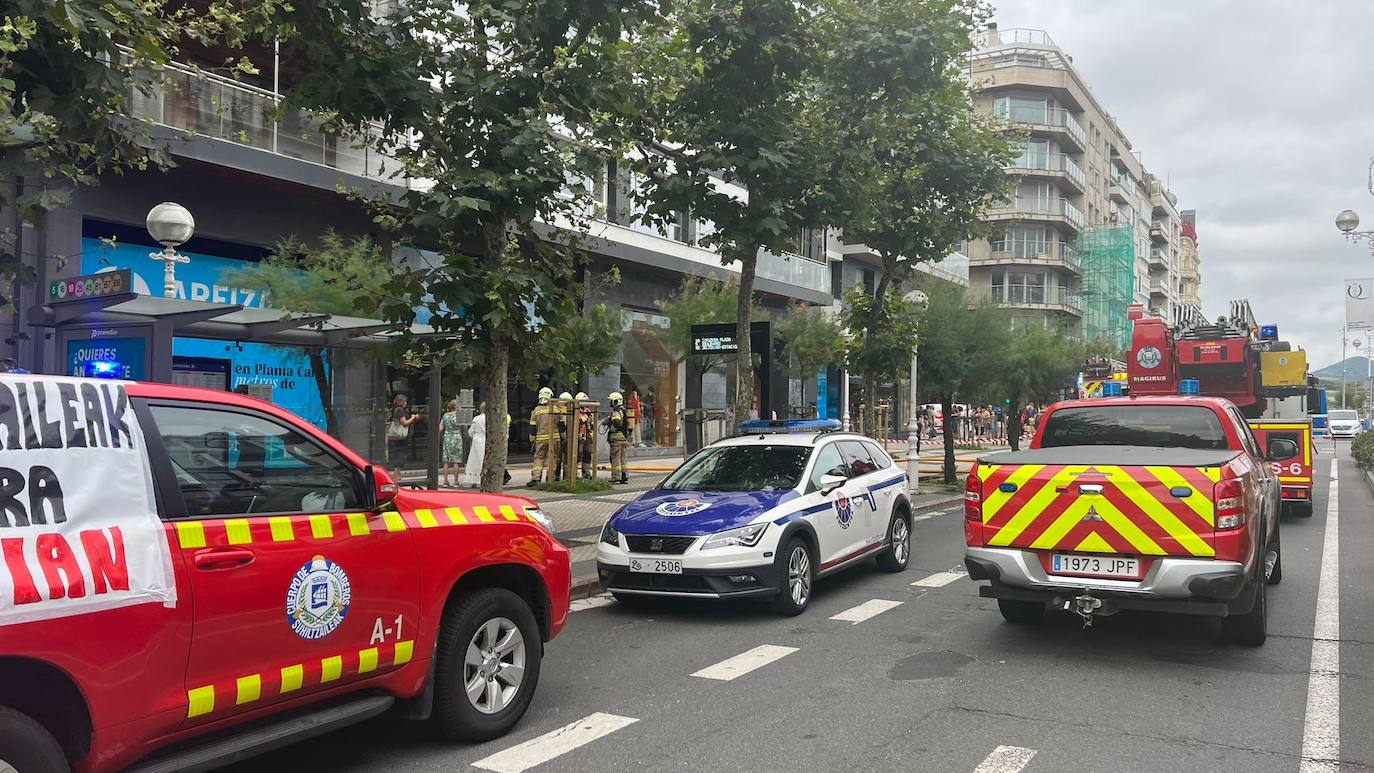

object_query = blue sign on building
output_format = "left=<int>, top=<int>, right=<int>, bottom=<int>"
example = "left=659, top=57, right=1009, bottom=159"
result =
left=81, top=238, right=328, bottom=428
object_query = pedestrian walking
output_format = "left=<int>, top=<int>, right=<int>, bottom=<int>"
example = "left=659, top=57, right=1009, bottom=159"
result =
left=461, top=403, right=487, bottom=488
left=439, top=398, right=464, bottom=487
left=528, top=386, right=555, bottom=486
left=386, top=393, right=419, bottom=467
left=606, top=391, right=630, bottom=484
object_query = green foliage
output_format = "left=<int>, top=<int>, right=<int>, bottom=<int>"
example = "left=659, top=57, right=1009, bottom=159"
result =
left=656, top=275, right=763, bottom=368
left=989, top=321, right=1082, bottom=449
left=221, top=231, right=397, bottom=317
left=777, top=303, right=844, bottom=382
left=841, top=287, right=922, bottom=390
left=1353, top=431, right=1374, bottom=471
left=0, top=0, right=281, bottom=306
left=528, top=302, right=624, bottom=387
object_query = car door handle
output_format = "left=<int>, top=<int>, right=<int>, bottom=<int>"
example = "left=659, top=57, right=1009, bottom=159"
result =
left=192, top=547, right=256, bottom=570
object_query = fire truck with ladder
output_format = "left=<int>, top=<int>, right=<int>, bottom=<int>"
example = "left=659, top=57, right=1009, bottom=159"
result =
left=1126, top=300, right=1316, bottom=516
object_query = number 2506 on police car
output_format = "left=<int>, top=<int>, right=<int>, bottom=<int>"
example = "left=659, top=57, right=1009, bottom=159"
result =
left=629, top=557, right=682, bottom=574
left=1051, top=553, right=1139, bottom=579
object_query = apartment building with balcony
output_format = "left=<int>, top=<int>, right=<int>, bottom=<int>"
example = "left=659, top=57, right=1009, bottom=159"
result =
left=966, top=26, right=1199, bottom=336
left=1178, top=210, right=1203, bottom=308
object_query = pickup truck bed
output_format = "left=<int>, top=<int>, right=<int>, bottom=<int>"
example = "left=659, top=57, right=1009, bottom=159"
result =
left=982, top=445, right=1239, bottom=467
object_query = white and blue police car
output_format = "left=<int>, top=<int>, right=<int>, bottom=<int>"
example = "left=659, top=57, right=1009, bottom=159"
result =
left=596, top=419, right=912, bottom=615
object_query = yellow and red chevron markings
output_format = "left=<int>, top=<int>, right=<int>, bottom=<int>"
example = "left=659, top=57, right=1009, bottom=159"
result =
left=185, top=640, right=416, bottom=719
left=979, top=463, right=1221, bottom=557
left=174, top=504, right=541, bottom=549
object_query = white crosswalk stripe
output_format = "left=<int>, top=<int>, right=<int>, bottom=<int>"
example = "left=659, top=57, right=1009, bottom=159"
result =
left=912, top=567, right=966, bottom=587
left=569, top=593, right=615, bottom=612
left=830, top=598, right=903, bottom=623
left=691, top=644, right=797, bottom=681
left=972, top=745, right=1037, bottom=773
left=472, top=712, right=638, bottom=773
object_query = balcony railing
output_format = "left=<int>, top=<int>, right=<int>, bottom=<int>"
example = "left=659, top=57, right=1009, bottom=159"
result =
left=990, top=285, right=1083, bottom=313
left=993, top=105, right=1087, bottom=148
left=126, top=58, right=405, bottom=184
left=756, top=249, right=829, bottom=292
left=1007, top=153, right=1086, bottom=188
left=988, top=241, right=1079, bottom=271
left=990, top=197, right=1085, bottom=229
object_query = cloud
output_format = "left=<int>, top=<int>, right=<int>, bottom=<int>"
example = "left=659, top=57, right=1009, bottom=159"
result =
left=990, top=0, right=1374, bottom=367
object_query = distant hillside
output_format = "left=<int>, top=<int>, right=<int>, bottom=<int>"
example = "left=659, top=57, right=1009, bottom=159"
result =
left=1313, top=356, right=1374, bottom=381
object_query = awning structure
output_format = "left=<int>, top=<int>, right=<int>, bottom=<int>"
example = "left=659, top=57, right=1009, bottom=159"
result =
left=28, top=293, right=442, bottom=348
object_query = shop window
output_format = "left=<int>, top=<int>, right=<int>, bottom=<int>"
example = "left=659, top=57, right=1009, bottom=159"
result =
left=621, top=309, right=680, bottom=448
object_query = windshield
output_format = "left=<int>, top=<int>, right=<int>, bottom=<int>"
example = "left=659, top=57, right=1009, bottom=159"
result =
left=1040, top=405, right=1229, bottom=450
left=660, top=445, right=810, bottom=492
left=1330, top=410, right=1358, bottom=421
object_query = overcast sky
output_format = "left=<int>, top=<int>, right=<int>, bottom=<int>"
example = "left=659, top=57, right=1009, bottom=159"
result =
left=990, top=0, right=1374, bottom=369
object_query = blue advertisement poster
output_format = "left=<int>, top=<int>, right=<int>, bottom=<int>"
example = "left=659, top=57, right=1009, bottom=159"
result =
left=81, top=238, right=328, bottom=427
left=67, top=336, right=148, bottom=380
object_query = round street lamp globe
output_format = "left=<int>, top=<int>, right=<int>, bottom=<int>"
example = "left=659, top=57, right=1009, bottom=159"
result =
left=146, top=202, right=196, bottom=248
left=904, top=289, right=930, bottom=311
left=1336, top=209, right=1361, bottom=234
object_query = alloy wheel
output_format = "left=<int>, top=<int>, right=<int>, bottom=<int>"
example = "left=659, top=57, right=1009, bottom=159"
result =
left=892, top=518, right=910, bottom=565
left=789, top=545, right=811, bottom=606
left=463, top=616, right=527, bottom=714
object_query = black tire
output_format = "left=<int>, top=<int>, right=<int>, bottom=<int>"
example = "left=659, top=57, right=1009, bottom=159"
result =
left=771, top=536, right=814, bottom=616
left=1266, top=522, right=1283, bottom=586
left=875, top=510, right=912, bottom=573
left=1222, top=578, right=1267, bottom=646
left=997, top=599, right=1045, bottom=624
left=1289, top=501, right=1314, bottom=518
left=0, top=706, right=68, bottom=773
left=432, top=587, right=543, bottom=742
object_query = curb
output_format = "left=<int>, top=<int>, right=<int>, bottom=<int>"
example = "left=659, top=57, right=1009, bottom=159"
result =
left=565, top=491, right=963, bottom=601
left=1365, top=468, right=1374, bottom=496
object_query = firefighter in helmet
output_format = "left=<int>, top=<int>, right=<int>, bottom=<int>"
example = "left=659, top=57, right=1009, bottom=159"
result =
left=575, top=391, right=593, bottom=478
left=605, top=391, right=630, bottom=484
left=528, top=386, right=555, bottom=486
left=555, top=391, right=574, bottom=481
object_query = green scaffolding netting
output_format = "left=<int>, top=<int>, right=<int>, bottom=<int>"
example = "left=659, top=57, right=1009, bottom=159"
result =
left=1079, top=225, right=1135, bottom=349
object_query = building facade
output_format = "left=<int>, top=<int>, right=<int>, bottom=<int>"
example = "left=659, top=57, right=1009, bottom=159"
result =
left=966, top=26, right=1199, bottom=342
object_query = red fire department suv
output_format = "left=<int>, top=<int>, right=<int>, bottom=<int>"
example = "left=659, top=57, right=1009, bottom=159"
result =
left=0, top=375, right=570, bottom=773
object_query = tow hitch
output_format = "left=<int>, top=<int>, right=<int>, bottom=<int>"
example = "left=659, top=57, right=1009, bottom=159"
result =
left=1062, top=593, right=1107, bottom=628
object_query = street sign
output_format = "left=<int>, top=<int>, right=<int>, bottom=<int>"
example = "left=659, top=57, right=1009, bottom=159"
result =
left=49, top=269, right=133, bottom=303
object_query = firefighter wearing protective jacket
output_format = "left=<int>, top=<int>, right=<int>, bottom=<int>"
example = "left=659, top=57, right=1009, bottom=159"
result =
left=528, top=386, right=555, bottom=486
left=606, top=391, right=630, bottom=484
left=554, top=391, right=573, bottom=481
left=576, top=392, right=594, bottom=478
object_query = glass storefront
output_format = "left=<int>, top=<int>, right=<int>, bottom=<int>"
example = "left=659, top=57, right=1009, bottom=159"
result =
left=620, top=308, right=680, bottom=447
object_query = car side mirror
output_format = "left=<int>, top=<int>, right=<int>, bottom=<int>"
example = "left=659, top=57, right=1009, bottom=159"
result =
left=1266, top=438, right=1299, bottom=462
left=819, top=471, right=847, bottom=495
left=365, top=465, right=399, bottom=510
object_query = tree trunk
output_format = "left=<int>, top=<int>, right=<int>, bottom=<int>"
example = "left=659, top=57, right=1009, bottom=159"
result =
left=941, top=394, right=957, bottom=484
left=479, top=220, right=511, bottom=493
left=863, top=379, right=878, bottom=440
left=308, top=348, right=337, bottom=437
left=732, top=243, right=761, bottom=427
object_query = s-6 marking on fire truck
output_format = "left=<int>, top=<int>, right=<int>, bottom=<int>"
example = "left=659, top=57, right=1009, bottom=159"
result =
left=964, top=395, right=1294, bottom=645
left=0, top=375, right=571, bottom=773
left=597, top=419, right=913, bottom=615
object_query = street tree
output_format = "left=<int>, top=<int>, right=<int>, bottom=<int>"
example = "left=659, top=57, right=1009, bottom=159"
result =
left=777, top=302, right=845, bottom=412
left=1, top=0, right=279, bottom=304
left=991, top=322, right=1082, bottom=450
left=633, top=0, right=836, bottom=425
left=916, top=284, right=1010, bottom=482
left=840, top=287, right=923, bottom=433
left=274, top=0, right=661, bottom=491
left=657, top=275, right=764, bottom=371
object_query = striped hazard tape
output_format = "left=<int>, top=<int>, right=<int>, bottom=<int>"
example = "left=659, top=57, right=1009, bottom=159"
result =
left=174, top=505, right=541, bottom=549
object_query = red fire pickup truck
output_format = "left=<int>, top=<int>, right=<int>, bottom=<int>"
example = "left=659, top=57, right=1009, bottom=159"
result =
left=0, top=375, right=570, bottom=773
left=963, top=396, right=1297, bottom=645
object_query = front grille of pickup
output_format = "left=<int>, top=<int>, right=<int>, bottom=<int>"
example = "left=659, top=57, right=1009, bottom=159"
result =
left=624, top=535, right=696, bottom=554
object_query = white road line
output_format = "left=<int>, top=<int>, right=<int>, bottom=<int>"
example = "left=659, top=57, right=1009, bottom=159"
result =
left=691, top=644, right=797, bottom=681
left=830, top=598, right=903, bottom=623
left=912, top=567, right=967, bottom=588
left=569, top=594, right=615, bottom=612
left=472, top=712, right=638, bottom=773
left=972, top=745, right=1037, bottom=773
left=1299, top=460, right=1341, bottom=773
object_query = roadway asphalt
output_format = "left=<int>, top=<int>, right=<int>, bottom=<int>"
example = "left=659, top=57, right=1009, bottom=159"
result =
left=230, top=441, right=1371, bottom=773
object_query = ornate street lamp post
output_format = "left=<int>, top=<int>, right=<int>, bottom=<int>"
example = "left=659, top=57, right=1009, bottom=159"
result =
left=145, top=202, right=195, bottom=298
left=904, top=289, right=929, bottom=494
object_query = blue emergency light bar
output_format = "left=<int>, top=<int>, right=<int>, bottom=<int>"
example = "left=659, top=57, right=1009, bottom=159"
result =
left=83, top=360, right=125, bottom=379
left=1101, top=381, right=1124, bottom=397
left=739, top=418, right=842, bottom=434
left=1260, top=324, right=1278, bottom=340
left=1179, top=378, right=1201, bottom=395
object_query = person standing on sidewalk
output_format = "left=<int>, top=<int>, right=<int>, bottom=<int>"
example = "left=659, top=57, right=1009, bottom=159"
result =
left=576, top=392, right=594, bottom=478
left=630, top=388, right=644, bottom=447
left=606, top=391, right=630, bottom=484
left=528, top=386, right=555, bottom=486
left=439, top=398, right=464, bottom=487
left=462, top=403, right=487, bottom=488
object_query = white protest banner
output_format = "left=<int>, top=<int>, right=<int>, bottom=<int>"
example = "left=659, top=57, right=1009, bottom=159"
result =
left=1346, top=278, right=1374, bottom=330
left=0, top=375, right=176, bottom=625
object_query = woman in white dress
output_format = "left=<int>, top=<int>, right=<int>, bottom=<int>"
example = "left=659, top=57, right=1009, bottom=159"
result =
left=461, top=402, right=487, bottom=488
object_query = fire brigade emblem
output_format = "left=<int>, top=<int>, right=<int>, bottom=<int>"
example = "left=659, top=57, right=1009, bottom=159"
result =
left=286, top=556, right=352, bottom=640
left=656, top=498, right=711, bottom=517
left=835, top=493, right=854, bottom=529
left=1136, top=345, right=1163, bottom=370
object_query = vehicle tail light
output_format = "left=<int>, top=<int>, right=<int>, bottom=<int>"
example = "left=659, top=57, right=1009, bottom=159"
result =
left=1214, top=478, right=1245, bottom=530
left=964, top=462, right=982, bottom=521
